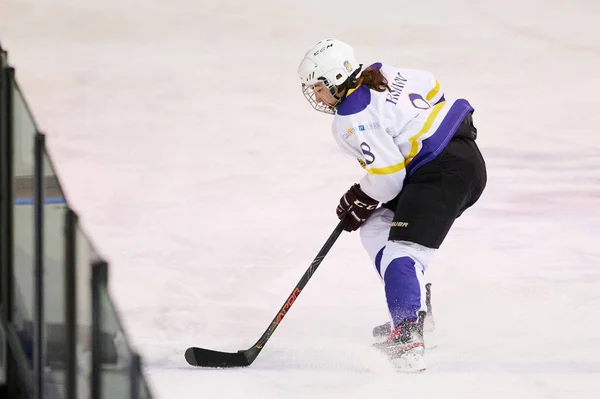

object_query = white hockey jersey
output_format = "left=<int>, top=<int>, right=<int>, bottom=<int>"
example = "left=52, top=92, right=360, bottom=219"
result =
left=332, top=62, right=474, bottom=203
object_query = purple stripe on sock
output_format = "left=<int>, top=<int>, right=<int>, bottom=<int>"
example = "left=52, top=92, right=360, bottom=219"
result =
left=383, top=256, right=421, bottom=326
left=375, top=246, right=385, bottom=277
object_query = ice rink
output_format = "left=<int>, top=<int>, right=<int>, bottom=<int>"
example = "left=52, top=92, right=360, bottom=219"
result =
left=1, top=0, right=600, bottom=397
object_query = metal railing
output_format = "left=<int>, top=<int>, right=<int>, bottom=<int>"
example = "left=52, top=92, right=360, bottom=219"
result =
left=0, top=41, right=154, bottom=399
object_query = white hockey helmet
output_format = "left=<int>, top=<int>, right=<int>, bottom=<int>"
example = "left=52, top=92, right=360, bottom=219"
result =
left=298, top=38, right=361, bottom=114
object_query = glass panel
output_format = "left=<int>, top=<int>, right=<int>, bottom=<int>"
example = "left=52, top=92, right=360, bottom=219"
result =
left=0, top=48, right=5, bottom=385
left=99, top=285, right=133, bottom=399
left=0, top=320, right=5, bottom=384
left=11, top=82, right=64, bottom=397
left=12, top=84, right=37, bottom=178
left=41, top=151, right=67, bottom=397
left=140, top=377, right=154, bottom=399
left=75, top=227, right=100, bottom=398
left=1, top=46, right=7, bottom=69
left=11, top=83, right=37, bottom=368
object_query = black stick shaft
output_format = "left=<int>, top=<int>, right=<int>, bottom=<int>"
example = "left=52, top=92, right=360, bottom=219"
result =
left=247, top=218, right=348, bottom=357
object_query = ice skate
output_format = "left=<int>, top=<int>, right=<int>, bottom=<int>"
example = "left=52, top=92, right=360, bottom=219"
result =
left=373, top=283, right=434, bottom=341
left=374, top=312, right=426, bottom=372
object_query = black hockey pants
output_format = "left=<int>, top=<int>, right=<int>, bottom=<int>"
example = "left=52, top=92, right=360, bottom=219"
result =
left=382, top=113, right=487, bottom=249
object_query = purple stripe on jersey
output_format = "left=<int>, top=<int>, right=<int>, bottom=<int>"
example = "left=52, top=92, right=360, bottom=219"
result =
left=335, top=63, right=380, bottom=116
left=434, top=94, right=445, bottom=104
left=384, top=256, right=421, bottom=326
left=336, top=85, right=372, bottom=116
left=406, top=99, right=474, bottom=177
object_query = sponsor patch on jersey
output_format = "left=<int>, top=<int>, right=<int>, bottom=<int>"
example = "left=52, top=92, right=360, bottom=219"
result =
left=343, top=127, right=355, bottom=139
left=355, top=121, right=381, bottom=132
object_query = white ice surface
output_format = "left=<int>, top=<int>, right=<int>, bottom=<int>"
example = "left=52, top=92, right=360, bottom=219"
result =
left=1, top=0, right=600, bottom=398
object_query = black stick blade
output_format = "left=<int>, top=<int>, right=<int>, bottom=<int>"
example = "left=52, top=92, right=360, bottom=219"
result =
left=185, top=347, right=251, bottom=368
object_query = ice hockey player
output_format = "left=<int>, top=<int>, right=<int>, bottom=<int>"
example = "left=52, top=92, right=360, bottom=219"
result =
left=297, top=38, right=487, bottom=372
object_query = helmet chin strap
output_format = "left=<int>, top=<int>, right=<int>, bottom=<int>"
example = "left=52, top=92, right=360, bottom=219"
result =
left=332, top=64, right=363, bottom=106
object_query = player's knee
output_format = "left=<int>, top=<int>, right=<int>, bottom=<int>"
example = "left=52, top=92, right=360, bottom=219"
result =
left=359, top=208, right=395, bottom=260
left=383, top=240, right=435, bottom=274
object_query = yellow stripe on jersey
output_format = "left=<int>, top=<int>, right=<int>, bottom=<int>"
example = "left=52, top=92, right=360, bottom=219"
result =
left=366, top=161, right=406, bottom=175
left=405, top=102, right=446, bottom=165
left=426, top=80, right=441, bottom=101
left=346, top=86, right=358, bottom=98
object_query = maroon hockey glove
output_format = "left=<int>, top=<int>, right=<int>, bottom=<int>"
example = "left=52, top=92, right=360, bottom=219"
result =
left=336, top=184, right=379, bottom=232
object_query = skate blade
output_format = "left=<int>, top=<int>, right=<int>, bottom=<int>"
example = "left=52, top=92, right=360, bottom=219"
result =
left=372, top=341, right=437, bottom=352
left=391, top=352, right=426, bottom=373
left=373, top=336, right=387, bottom=345
left=423, top=318, right=435, bottom=333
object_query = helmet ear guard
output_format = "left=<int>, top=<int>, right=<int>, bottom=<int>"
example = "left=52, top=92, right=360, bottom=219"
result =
left=334, top=64, right=363, bottom=103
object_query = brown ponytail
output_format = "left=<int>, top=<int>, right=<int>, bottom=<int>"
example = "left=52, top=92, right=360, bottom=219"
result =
left=357, top=67, right=390, bottom=93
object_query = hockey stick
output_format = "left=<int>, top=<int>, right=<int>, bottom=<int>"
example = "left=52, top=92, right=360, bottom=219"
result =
left=184, top=217, right=349, bottom=368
